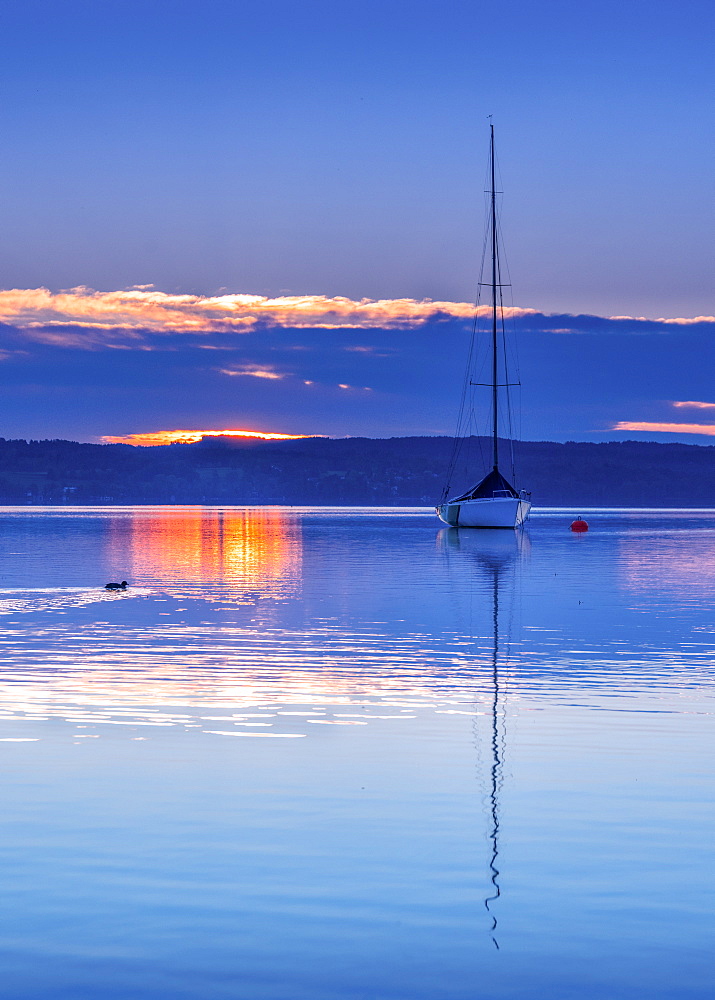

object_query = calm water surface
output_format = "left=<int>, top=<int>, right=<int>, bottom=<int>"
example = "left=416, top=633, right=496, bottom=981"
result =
left=0, top=506, right=712, bottom=999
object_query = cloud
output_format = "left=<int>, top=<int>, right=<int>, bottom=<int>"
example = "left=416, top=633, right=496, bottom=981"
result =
left=0, top=286, right=714, bottom=355
left=218, top=364, right=286, bottom=379
left=613, top=401, right=715, bottom=436
left=612, top=421, right=715, bottom=436
left=101, top=428, right=314, bottom=447
left=615, top=315, right=715, bottom=325
left=0, top=285, right=538, bottom=336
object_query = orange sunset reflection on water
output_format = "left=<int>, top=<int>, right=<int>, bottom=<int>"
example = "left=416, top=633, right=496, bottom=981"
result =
left=0, top=505, right=489, bottom=730
left=106, top=506, right=302, bottom=599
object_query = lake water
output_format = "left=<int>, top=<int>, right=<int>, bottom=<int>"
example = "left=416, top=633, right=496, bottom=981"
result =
left=0, top=506, right=712, bottom=999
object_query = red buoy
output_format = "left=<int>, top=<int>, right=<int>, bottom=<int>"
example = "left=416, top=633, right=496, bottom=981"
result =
left=570, top=518, right=589, bottom=532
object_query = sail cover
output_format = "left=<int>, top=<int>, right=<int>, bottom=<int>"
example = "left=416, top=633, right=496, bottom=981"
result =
left=451, top=468, right=519, bottom=502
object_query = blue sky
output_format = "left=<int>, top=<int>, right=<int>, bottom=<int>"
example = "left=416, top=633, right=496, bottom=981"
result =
left=0, top=0, right=713, bottom=443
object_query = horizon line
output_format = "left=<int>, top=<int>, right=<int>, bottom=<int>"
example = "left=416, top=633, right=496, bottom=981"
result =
left=0, top=431, right=710, bottom=449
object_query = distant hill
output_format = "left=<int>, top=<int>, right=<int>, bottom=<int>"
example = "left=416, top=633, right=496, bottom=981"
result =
left=0, top=435, right=713, bottom=507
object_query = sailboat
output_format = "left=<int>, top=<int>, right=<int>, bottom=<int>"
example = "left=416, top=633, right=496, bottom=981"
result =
left=437, top=124, right=531, bottom=529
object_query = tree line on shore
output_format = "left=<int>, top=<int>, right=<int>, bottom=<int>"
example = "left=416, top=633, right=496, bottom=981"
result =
left=0, top=435, right=712, bottom=507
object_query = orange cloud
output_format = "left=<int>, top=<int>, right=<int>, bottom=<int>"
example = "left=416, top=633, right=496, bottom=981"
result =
left=0, top=285, right=539, bottom=335
left=1, top=286, right=713, bottom=342
left=672, top=400, right=715, bottom=410
left=2, top=287, right=712, bottom=350
left=613, top=421, right=715, bottom=436
left=101, top=428, right=314, bottom=447
left=218, top=365, right=286, bottom=379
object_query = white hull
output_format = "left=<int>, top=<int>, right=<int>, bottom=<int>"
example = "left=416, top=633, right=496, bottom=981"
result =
left=436, top=497, right=531, bottom=529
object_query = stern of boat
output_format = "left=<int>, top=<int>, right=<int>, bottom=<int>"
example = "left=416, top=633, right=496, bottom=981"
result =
left=436, top=504, right=460, bottom=527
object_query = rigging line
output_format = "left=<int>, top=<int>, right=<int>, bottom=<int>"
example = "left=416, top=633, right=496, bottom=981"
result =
left=442, top=138, right=492, bottom=500
left=442, top=318, right=474, bottom=497
left=494, top=135, right=518, bottom=456
left=489, top=123, right=499, bottom=471
left=441, top=296, right=479, bottom=500
left=499, top=271, right=517, bottom=482
left=497, top=214, right=524, bottom=455
left=496, top=212, right=522, bottom=386
left=473, top=155, right=493, bottom=480
left=495, top=220, right=517, bottom=482
left=493, top=167, right=519, bottom=483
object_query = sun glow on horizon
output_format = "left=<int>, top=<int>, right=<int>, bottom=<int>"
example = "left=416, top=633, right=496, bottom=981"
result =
left=101, top=428, right=315, bottom=447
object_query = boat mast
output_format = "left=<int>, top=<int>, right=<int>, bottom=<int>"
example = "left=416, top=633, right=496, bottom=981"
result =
left=490, top=124, right=499, bottom=471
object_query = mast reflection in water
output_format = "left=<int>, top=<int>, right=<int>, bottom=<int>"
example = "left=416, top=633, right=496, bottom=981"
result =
left=439, top=527, right=527, bottom=949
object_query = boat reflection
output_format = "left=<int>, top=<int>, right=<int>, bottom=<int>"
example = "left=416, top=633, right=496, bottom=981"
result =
left=437, top=523, right=530, bottom=564
left=106, top=507, right=302, bottom=599
left=438, top=527, right=523, bottom=949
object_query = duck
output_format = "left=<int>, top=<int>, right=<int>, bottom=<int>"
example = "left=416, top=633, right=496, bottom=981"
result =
left=104, top=581, right=128, bottom=590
